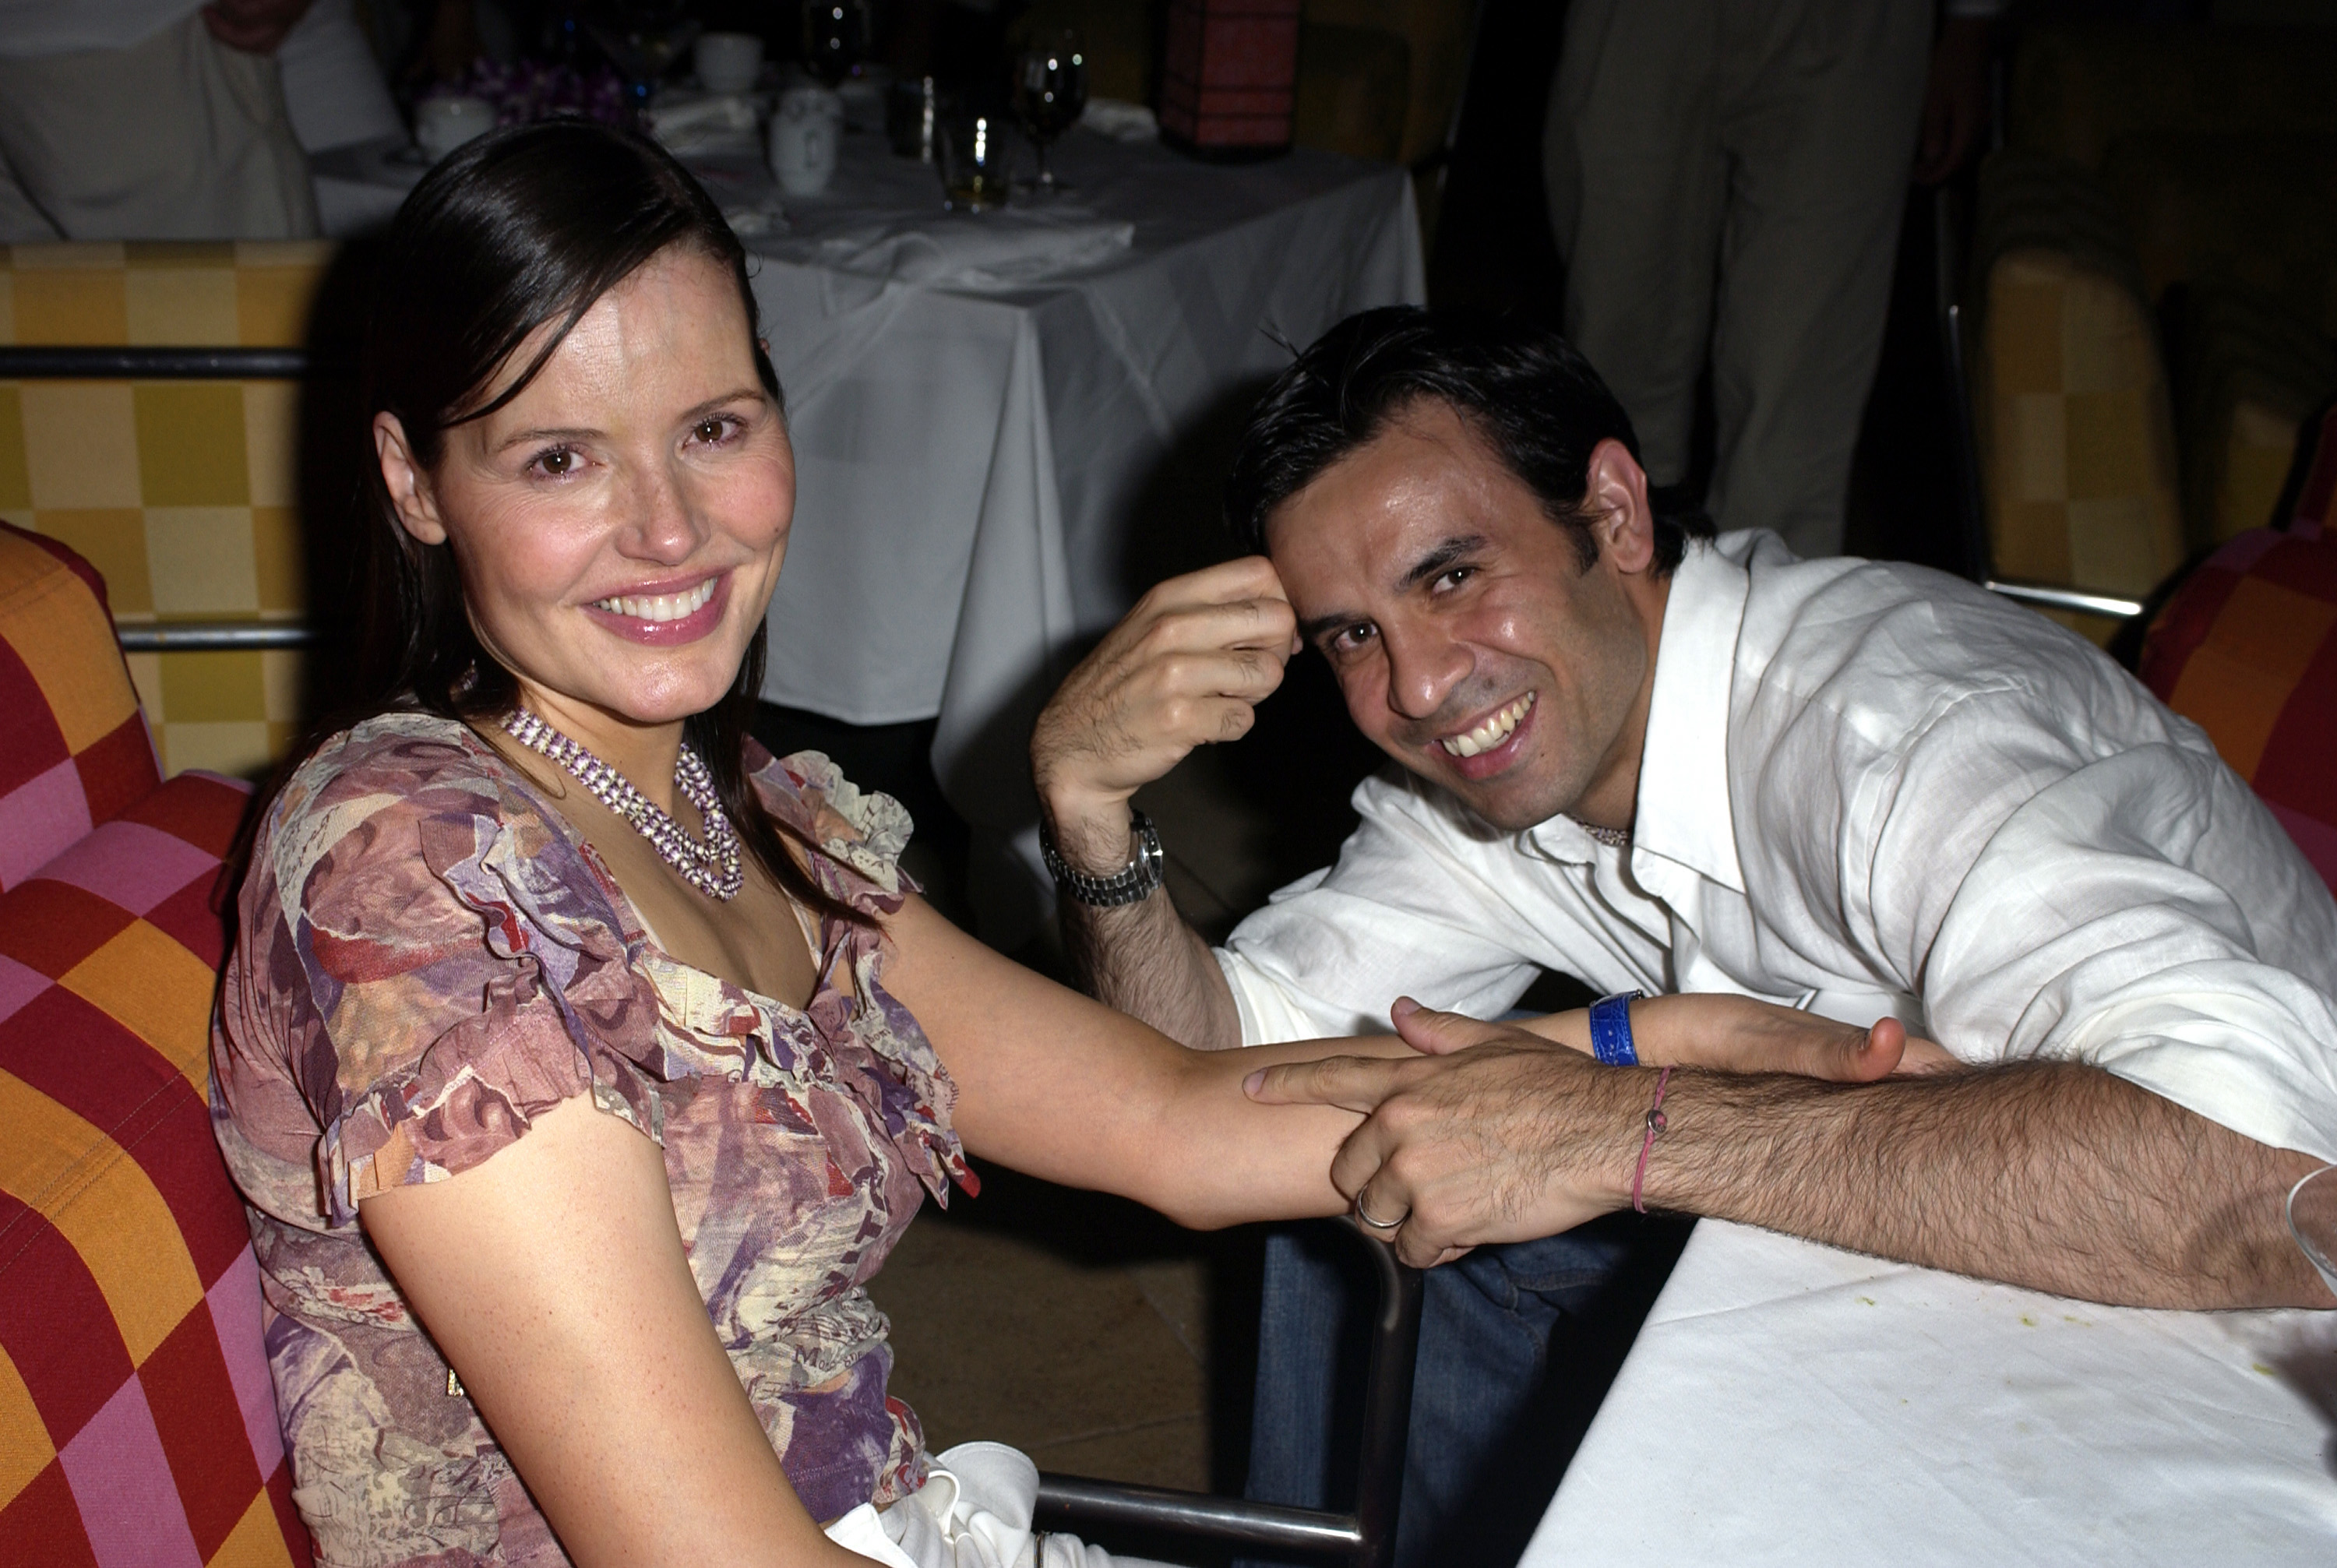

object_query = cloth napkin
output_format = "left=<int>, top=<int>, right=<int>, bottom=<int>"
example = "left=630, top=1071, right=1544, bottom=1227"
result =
left=1081, top=98, right=1158, bottom=143
left=644, top=91, right=760, bottom=156
left=811, top=209, right=1134, bottom=290
left=823, top=1442, right=1171, bottom=1568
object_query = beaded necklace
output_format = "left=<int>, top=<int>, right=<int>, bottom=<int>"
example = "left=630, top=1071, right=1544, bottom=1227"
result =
left=500, top=707, right=745, bottom=900
left=1570, top=816, right=1634, bottom=851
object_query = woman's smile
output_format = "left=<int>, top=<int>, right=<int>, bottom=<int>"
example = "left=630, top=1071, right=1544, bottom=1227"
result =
left=583, top=569, right=731, bottom=645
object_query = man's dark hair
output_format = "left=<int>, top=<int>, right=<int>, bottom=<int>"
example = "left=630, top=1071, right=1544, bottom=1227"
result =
left=1224, top=307, right=1714, bottom=573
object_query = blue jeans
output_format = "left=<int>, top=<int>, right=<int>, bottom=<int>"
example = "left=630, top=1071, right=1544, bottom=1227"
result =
left=1238, top=1214, right=1692, bottom=1568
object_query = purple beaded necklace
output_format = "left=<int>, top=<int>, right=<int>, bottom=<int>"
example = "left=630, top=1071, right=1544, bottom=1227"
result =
left=500, top=707, right=744, bottom=900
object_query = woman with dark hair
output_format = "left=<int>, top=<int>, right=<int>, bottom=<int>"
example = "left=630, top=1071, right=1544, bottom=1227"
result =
left=210, top=122, right=1929, bottom=1568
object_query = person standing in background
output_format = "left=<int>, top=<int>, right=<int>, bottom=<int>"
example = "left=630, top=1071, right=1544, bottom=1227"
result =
left=1544, top=0, right=1996, bottom=558
left=0, top=0, right=319, bottom=241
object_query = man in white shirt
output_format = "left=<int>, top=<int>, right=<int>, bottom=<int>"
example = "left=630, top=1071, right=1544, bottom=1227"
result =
left=1031, top=308, right=2337, bottom=1563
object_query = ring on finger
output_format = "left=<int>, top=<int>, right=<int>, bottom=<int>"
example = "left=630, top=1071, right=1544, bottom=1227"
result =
left=1355, top=1183, right=1408, bottom=1231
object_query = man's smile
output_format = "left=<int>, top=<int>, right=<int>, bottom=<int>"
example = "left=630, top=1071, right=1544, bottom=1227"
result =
left=1438, top=691, right=1534, bottom=757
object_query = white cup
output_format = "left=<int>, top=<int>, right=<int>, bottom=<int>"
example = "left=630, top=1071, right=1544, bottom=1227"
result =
left=769, top=85, right=844, bottom=196
left=415, top=95, right=496, bottom=164
left=695, top=31, right=764, bottom=94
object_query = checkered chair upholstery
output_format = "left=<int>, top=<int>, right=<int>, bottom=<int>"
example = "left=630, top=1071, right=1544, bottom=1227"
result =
left=2171, top=277, right=2337, bottom=548
left=1968, top=150, right=2189, bottom=646
left=0, top=528, right=159, bottom=892
left=2140, top=521, right=2337, bottom=893
left=0, top=523, right=302, bottom=1565
left=0, top=241, right=329, bottom=780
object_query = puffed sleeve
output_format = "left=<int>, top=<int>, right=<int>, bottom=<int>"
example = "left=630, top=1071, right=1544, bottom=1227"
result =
left=259, top=722, right=668, bottom=1226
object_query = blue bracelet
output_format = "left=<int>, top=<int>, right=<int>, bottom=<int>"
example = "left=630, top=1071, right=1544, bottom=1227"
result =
left=1588, top=990, right=1645, bottom=1066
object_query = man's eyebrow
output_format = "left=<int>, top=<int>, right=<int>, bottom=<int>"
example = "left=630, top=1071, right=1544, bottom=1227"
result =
left=1397, top=534, right=1489, bottom=590
left=1297, top=609, right=1355, bottom=644
left=1295, top=534, right=1493, bottom=645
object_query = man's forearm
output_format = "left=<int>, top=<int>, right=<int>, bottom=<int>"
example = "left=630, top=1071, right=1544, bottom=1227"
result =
left=1061, top=888, right=1244, bottom=1052
left=1648, top=1059, right=2329, bottom=1309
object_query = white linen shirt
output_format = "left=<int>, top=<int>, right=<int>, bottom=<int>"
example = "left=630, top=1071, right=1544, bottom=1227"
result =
left=1218, top=531, right=2337, bottom=1161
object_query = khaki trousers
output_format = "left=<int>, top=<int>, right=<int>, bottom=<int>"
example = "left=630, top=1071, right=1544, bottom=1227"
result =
left=0, top=13, right=318, bottom=241
left=1544, top=0, right=1930, bottom=556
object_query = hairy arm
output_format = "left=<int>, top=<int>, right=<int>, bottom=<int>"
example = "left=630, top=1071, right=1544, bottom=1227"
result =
left=1652, top=1059, right=2325, bottom=1306
left=1033, top=557, right=1297, bottom=1052
left=1057, top=876, right=1244, bottom=1051
left=1252, top=1007, right=2332, bottom=1308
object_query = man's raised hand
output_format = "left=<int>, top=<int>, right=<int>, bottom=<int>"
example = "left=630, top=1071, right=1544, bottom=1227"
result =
left=1033, top=557, right=1299, bottom=874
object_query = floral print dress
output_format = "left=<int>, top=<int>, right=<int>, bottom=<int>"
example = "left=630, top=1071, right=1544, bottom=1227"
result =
left=211, top=712, right=975, bottom=1567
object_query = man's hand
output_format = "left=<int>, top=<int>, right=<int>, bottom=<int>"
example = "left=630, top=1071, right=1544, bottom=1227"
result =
left=1246, top=1002, right=1644, bottom=1267
left=203, top=0, right=312, bottom=55
left=1914, top=16, right=1992, bottom=185
left=1251, top=1000, right=2335, bottom=1306
left=1033, top=557, right=1299, bottom=874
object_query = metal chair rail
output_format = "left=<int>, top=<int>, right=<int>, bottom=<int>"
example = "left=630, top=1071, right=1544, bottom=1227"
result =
left=1035, top=1219, right=1423, bottom=1567
left=0, top=346, right=325, bottom=380
left=114, top=622, right=317, bottom=652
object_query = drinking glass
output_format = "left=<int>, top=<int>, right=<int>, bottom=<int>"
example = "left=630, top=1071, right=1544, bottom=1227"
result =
left=939, top=113, right=1010, bottom=211
left=2287, top=1165, right=2337, bottom=1295
left=802, top=0, right=876, bottom=90
left=1012, top=27, right=1087, bottom=196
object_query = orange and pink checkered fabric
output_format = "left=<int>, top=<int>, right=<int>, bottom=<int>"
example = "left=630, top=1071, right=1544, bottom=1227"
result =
left=2141, top=516, right=2337, bottom=892
left=0, top=523, right=303, bottom=1565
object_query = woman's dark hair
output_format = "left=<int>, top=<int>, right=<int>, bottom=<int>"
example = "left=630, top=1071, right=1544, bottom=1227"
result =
left=1223, top=307, right=1714, bottom=573
left=263, top=119, right=858, bottom=924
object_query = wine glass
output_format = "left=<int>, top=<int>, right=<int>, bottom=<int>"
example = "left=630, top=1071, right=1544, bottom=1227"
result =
left=1012, top=27, right=1087, bottom=196
left=802, top=0, right=876, bottom=90
left=2288, top=1166, right=2337, bottom=1295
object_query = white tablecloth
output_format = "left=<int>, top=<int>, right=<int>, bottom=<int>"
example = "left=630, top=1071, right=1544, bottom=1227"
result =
left=730, top=129, right=1423, bottom=936
left=1521, top=1220, right=2337, bottom=1566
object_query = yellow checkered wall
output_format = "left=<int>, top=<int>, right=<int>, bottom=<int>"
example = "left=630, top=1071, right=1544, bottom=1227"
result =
left=0, top=241, right=330, bottom=778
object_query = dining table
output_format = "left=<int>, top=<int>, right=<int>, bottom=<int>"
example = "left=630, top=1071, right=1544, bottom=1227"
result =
left=722, top=122, right=1423, bottom=941
left=1517, top=1217, right=2337, bottom=1566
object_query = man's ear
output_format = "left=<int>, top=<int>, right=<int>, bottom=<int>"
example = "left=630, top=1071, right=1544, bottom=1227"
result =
left=1581, top=438, right=1656, bottom=576
left=375, top=412, right=448, bottom=547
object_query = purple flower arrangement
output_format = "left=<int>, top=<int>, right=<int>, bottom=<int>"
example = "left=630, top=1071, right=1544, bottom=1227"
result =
left=421, top=59, right=632, bottom=128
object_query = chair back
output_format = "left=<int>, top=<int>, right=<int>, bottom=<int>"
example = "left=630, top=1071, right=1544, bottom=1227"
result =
left=1965, top=150, right=2187, bottom=644
left=0, top=526, right=159, bottom=890
left=2140, top=520, right=2337, bottom=892
left=1, top=241, right=330, bottom=780
left=0, top=522, right=301, bottom=1565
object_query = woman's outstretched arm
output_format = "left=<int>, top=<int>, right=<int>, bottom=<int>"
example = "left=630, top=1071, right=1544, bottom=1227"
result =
left=361, top=1098, right=875, bottom=1568
left=879, top=892, right=1393, bottom=1228
left=876, top=895, right=1940, bottom=1228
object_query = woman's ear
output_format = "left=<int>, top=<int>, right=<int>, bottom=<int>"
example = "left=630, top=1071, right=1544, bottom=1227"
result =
left=374, top=412, right=448, bottom=547
left=1582, top=438, right=1656, bottom=576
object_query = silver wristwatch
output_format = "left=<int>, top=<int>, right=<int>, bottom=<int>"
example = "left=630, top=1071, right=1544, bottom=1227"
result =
left=1041, top=809, right=1165, bottom=907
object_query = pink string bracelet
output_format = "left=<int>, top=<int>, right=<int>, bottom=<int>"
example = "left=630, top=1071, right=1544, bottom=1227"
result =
left=1631, top=1066, right=1673, bottom=1214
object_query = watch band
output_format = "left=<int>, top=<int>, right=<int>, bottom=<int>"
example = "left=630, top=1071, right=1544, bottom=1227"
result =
left=1041, top=809, right=1165, bottom=907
